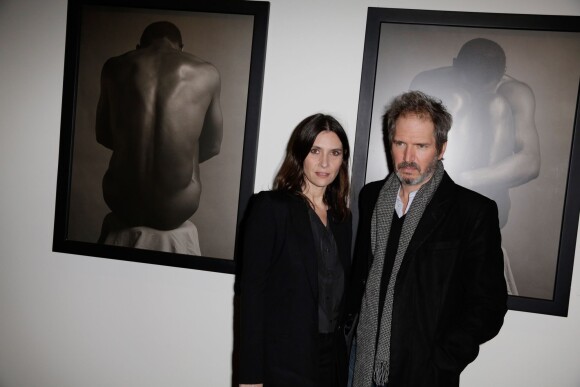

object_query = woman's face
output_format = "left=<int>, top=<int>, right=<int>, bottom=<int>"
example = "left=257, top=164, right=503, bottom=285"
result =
left=302, top=130, right=344, bottom=194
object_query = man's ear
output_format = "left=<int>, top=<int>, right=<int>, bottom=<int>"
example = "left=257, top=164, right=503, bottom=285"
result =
left=438, top=141, right=448, bottom=160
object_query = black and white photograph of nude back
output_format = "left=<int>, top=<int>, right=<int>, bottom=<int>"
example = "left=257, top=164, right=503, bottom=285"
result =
left=53, top=0, right=270, bottom=273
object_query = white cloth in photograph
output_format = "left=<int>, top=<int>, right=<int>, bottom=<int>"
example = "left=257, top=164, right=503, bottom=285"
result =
left=100, top=213, right=201, bottom=255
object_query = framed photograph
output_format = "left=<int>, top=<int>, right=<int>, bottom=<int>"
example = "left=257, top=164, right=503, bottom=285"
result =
left=352, top=7, right=580, bottom=316
left=53, top=0, right=269, bottom=274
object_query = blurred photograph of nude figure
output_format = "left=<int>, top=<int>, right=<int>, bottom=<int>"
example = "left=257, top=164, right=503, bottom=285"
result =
left=411, top=38, right=541, bottom=295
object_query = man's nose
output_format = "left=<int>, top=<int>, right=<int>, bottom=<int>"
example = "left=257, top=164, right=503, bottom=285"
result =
left=403, top=147, right=415, bottom=162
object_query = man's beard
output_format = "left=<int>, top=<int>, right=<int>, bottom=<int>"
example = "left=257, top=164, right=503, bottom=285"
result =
left=395, top=156, right=439, bottom=186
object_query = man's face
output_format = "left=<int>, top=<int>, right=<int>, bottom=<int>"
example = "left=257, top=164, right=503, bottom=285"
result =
left=391, top=114, right=446, bottom=191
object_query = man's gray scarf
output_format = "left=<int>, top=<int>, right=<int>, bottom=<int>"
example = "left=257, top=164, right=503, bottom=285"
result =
left=353, top=161, right=444, bottom=387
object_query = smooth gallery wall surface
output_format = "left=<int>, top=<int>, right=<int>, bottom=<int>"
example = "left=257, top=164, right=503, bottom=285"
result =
left=1, top=0, right=579, bottom=386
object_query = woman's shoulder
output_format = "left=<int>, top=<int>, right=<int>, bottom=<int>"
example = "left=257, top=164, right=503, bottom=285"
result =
left=253, top=189, right=297, bottom=202
left=249, top=190, right=303, bottom=212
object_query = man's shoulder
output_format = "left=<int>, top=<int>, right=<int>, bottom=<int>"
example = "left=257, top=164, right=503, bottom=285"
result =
left=497, top=75, right=533, bottom=96
left=360, top=179, right=387, bottom=200
left=102, top=50, right=153, bottom=74
left=170, top=54, right=220, bottom=88
left=180, top=53, right=220, bottom=73
left=456, top=183, right=493, bottom=204
left=362, top=178, right=387, bottom=192
left=443, top=176, right=497, bottom=212
left=101, top=52, right=133, bottom=72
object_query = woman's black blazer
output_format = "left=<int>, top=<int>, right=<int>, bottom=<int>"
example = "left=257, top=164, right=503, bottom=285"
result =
left=238, top=190, right=352, bottom=387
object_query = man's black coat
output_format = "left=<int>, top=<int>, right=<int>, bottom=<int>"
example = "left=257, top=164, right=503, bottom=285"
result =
left=347, top=172, right=507, bottom=386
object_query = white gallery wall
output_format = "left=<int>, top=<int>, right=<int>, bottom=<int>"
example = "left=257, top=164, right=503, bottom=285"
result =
left=1, top=0, right=579, bottom=386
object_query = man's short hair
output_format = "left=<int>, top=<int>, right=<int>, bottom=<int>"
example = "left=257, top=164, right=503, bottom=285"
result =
left=139, top=21, right=183, bottom=48
left=382, top=90, right=452, bottom=155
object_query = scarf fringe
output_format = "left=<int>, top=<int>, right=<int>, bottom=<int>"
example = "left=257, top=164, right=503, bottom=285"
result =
left=373, top=360, right=389, bottom=386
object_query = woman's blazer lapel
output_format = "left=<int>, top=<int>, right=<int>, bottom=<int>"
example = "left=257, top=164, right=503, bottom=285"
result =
left=287, top=196, right=318, bottom=301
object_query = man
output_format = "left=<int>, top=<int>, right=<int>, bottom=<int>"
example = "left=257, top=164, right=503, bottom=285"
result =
left=96, top=21, right=222, bottom=255
left=410, top=38, right=541, bottom=294
left=348, top=91, right=507, bottom=386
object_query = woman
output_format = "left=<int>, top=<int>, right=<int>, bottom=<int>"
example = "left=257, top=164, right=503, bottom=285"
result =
left=239, top=114, right=352, bottom=387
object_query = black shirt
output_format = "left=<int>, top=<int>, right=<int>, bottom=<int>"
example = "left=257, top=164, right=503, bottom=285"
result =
left=378, top=211, right=405, bottom=327
left=309, top=209, right=344, bottom=334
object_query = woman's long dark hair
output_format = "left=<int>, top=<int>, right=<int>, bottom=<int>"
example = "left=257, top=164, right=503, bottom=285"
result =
left=273, top=113, right=350, bottom=220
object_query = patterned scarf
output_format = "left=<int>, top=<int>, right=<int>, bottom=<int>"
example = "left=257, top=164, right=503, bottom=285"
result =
left=353, top=160, right=444, bottom=387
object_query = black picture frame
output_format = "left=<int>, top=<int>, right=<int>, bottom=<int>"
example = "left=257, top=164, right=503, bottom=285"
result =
left=352, top=7, right=580, bottom=316
left=53, top=0, right=269, bottom=274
